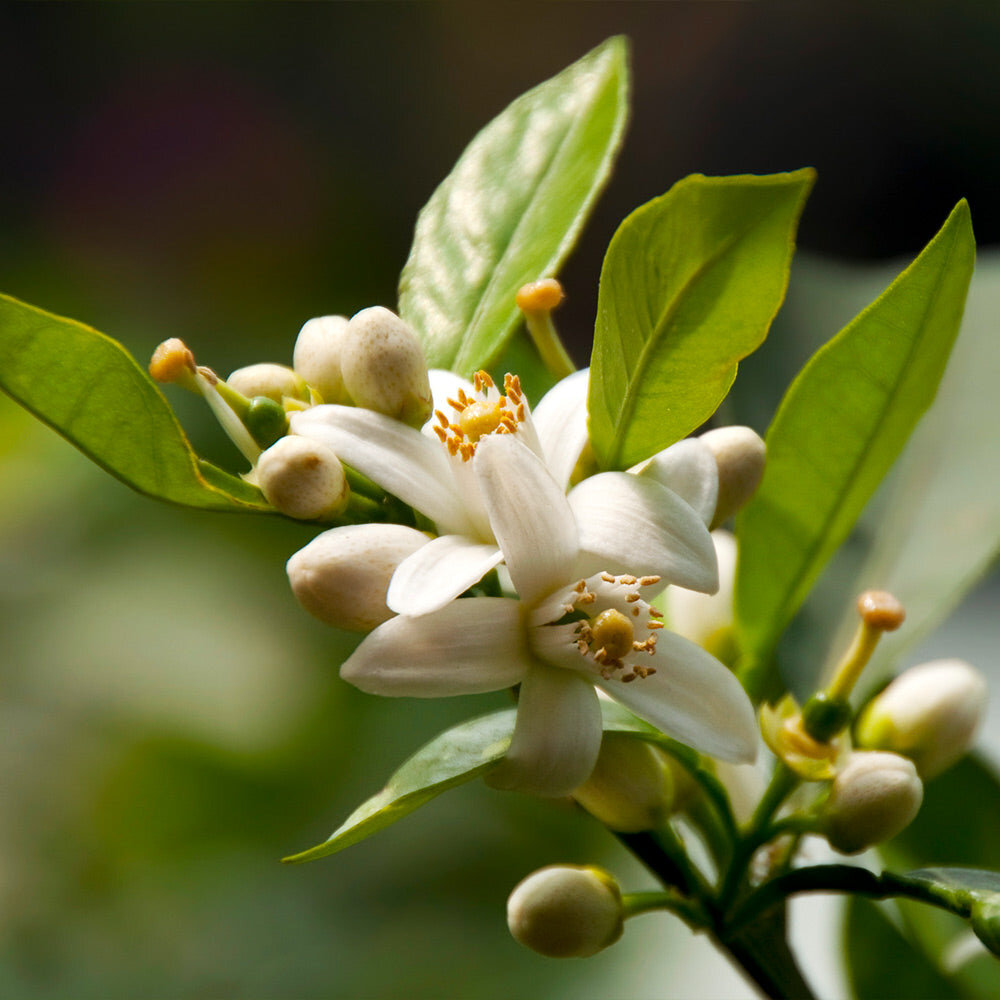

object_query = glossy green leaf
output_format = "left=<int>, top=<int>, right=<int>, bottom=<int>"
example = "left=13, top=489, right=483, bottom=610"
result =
left=818, top=258, right=1000, bottom=688
left=735, top=201, right=975, bottom=696
left=588, top=170, right=814, bottom=470
left=283, top=709, right=517, bottom=864
left=0, top=292, right=270, bottom=512
left=398, top=36, right=629, bottom=376
left=284, top=699, right=727, bottom=864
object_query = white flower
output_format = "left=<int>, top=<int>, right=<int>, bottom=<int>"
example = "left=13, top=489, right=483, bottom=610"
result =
left=338, top=435, right=757, bottom=796
left=290, top=367, right=719, bottom=617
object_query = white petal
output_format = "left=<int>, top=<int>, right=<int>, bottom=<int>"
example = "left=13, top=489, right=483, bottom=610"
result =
left=340, top=597, right=525, bottom=696
left=290, top=405, right=473, bottom=535
left=488, top=665, right=602, bottom=797
left=424, top=370, right=476, bottom=437
left=474, top=436, right=578, bottom=605
left=568, top=472, right=719, bottom=593
left=595, top=631, right=757, bottom=763
left=531, top=368, right=591, bottom=490
left=632, top=438, right=719, bottom=527
left=387, top=535, right=503, bottom=616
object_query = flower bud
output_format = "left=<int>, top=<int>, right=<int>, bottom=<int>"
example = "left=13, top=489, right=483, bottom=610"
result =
left=293, top=315, right=350, bottom=404
left=664, top=529, right=737, bottom=663
left=855, top=659, right=987, bottom=779
left=226, top=363, right=309, bottom=405
left=287, top=523, right=429, bottom=632
left=506, top=865, right=623, bottom=958
left=699, top=426, right=766, bottom=529
left=339, top=306, right=433, bottom=427
left=572, top=734, right=674, bottom=833
left=257, top=436, right=349, bottom=521
left=823, top=751, right=923, bottom=854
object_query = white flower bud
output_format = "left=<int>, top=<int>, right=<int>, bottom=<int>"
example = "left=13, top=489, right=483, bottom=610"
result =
left=665, top=529, right=737, bottom=662
left=226, top=363, right=309, bottom=405
left=572, top=734, right=674, bottom=833
left=293, top=315, right=350, bottom=404
left=340, top=306, right=433, bottom=427
left=506, top=865, right=623, bottom=958
left=855, top=659, right=987, bottom=779
left=823, top=751, right=923, bottom=854
left=257, top=436, right=349, bottom=521
left=287, top=524, right=429, bottom=632
left=699, top=426, right=766, bottom=529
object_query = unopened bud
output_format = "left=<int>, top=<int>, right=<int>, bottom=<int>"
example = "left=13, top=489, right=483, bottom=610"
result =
left=573, top=734, right=674, bottom=832
left=665, top=530, right=737, bottom=663
left=257, top=436, right=348, bottom=521
left=856, top=659, right=987, bottom=779
left=287, top=523, right=429, bottom=632
left=506, top=865, right=623, bottom=958
left=340, top=306, right=432, bottom=427
left=293, top=315, right=350, bottom=404
left=149, top=338, right=197, bottom=387
left=823, top=751, right=923, bottom=854
left=699, top=426, right=766, bottom=529
left=226, top=363, right=309, bottom=405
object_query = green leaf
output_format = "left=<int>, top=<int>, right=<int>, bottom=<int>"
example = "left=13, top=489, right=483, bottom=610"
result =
left=845, top=897, right=962, bottom=1000
left=817, top=257, right=1000, bottom=688
left=283, top=709, right=517, bottom=864
left=588, top=170, right=814, bottom=470
left=285, top=699, right=739, bottom=864
left=398, top=36, right=629, bottom=376
left=0, top=292, right=271, bottom=512
left=734, top=201, right=975, bottom=696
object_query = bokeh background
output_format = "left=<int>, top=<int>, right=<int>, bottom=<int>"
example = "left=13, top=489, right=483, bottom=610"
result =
left=1, top=3, right=999, bottom=997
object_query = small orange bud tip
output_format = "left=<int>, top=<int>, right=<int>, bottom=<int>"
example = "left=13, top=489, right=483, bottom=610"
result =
left=857, top=590, right=906, bottom=631
left=149, top=339, right=196, bottom=384
left=516, top=278, right=564, bottom=313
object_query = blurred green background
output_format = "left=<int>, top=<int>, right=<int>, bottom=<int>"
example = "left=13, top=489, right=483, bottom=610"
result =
left=2, top=3, right=999, bottom=997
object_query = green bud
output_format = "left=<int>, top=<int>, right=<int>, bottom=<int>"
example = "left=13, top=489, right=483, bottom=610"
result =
left=802, top=692, right=853, bottom=743
left=245, top=396, right=289, bottom=449
left=340, top=306, right=433, bottom=427
left=573, top=734, right=674, bottom=833
left=823, top=751, right=923, bottom=854
left=855, top=659, right=987, bottom=779
left=293, top=315, right=350, bottom=404
left=227, top=362, right=309, bottom=405
left=506, top=865, right=623, bottom=958
left=257, top=436, right=349, bottom=521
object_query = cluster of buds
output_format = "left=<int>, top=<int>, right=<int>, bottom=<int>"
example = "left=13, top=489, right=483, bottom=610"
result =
left=149, top=306, right=432, bottom=530
left=759, top=587, right=987, bottom=855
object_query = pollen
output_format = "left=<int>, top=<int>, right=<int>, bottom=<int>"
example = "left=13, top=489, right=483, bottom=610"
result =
left=435, top=371, right=529, bottom=462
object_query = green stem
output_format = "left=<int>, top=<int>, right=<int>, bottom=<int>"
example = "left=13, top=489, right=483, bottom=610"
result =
left=621, top=890, right=704, bottom=927
left=720, top=763, right=800, bottom=908
left=727, top=864, right=976, bottom=937
left=714, top=914, right=819, bottom=1000
left=523, top=311, right=575, bottom=380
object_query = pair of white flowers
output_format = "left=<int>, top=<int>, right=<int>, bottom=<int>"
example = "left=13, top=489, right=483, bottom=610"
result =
left=289, top=367, right=757, bottom=796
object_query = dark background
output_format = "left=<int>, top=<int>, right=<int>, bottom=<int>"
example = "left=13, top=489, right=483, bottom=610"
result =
left=0, top=4, right=997, bottom=998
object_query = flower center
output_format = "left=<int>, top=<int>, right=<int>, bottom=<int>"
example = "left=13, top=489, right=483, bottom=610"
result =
left=565, top=573, right=664, bottom=683
left=432, top=371, right=528, bottom=462
left=589, top=609, right=634, bottom=661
